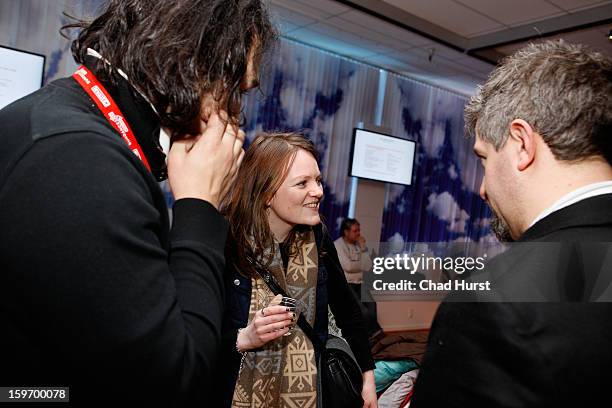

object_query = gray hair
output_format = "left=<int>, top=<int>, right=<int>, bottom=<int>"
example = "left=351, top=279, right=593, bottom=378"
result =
left=465, top=40, right=612, bottom=163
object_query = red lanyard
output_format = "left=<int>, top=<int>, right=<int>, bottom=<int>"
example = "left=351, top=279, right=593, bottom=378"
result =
left=72, top=65, right=151, bottom=172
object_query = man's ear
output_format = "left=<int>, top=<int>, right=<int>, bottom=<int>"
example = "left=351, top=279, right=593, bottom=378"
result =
left=509, top=119, right=536, bottom=171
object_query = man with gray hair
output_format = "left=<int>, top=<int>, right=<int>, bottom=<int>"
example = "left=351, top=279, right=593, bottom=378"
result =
left=412, top=40, right=612, bottom=407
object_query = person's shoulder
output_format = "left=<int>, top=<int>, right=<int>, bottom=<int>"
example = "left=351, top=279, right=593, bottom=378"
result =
left=522, top=194, right=612, bottom=241
left=37, top=78, right=116, bottom=141
left=0, top=77, right=139, bottom=181
left=1, top=78, right=80, bottom=118
left=2, top=77, right=115, bottom=143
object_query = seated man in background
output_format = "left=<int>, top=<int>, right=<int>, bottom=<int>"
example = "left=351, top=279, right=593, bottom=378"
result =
left=335, top=218, right=383, bottom=341
left=411, top=40, right=612, bottom=407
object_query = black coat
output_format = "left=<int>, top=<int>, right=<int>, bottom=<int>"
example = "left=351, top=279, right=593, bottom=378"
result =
left=412, top=194, right=612, bottom=408
left=0, top=65, right=227, bottom=406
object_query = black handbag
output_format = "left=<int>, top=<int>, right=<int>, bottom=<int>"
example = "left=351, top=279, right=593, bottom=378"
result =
left=252, top=263, right=364, bottom=408
left=318, top=334, right=364, bottom=408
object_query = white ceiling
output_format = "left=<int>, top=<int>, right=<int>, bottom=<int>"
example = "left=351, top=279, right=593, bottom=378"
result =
left=269, top=0, right=612, bottom=95
left=382, top=0, right=610, bottom=37
left=270, top=0, right=493, bottom=95
left=494, top=22, right=611, bottom=54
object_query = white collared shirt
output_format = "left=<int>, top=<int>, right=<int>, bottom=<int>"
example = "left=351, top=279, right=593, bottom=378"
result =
left=333, top=237, right=373, bottom=284
left=529, top=180, right=612, bottom=227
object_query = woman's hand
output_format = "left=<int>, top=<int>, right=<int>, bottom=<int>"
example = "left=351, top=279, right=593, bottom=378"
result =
left=361, top=370, right=378, bottom=408
left=236, top=303, right=295, bottom=351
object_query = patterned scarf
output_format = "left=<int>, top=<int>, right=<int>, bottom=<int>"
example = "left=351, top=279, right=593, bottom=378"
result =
left=232, top=230, right=319, bottom=408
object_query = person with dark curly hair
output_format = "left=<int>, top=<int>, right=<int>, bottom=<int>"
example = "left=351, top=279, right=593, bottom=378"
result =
left=0, top=1, right=275, bottom=406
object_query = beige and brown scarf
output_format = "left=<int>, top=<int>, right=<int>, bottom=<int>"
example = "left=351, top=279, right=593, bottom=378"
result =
left=232, top=230, right=319, bottom=408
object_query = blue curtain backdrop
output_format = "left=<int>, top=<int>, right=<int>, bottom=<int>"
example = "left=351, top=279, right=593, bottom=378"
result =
left=0, top=0, right=103, bottom=85
left=0, top=0, right=494, bottom=244
left=379, top=74, right=492, bottom=244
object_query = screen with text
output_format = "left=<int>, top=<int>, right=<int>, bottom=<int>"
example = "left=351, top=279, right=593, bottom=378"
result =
left=350, top=128, right=416, bottom=185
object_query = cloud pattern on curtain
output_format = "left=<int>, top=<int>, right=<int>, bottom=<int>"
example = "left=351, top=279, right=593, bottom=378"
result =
left=0, top=0, right=104, bottom=85
left=380, top=74, right=494, bottom=244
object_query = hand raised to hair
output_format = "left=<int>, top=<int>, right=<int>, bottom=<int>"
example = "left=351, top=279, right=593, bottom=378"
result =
left=167, top=111, right=245, bottom=209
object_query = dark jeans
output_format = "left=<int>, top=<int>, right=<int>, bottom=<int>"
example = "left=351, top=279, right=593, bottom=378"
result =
left=348, top=283, right=382, bottom=338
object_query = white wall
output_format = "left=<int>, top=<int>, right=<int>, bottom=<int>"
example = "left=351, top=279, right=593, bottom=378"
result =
left=354, top=179, right=386, bottom=253
left=377, top=301, right=440, bottom=331
left=353, top=163, right=440, bottom=331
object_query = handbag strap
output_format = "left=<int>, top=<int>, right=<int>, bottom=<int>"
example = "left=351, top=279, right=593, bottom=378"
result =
left=250, top=261, right=327, bottom=352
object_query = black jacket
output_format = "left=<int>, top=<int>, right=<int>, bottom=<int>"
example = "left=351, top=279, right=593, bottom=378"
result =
left=0, top=64, right=227, bottom=406
left=412, top=194, right=612, bottom=408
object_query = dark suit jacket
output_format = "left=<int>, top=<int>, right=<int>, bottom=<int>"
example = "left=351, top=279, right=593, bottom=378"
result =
left=412, top=194, right=612, bottom=408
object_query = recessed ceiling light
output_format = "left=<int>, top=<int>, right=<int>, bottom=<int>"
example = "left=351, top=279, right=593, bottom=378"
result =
left=609, top=29, right=612, bottom=40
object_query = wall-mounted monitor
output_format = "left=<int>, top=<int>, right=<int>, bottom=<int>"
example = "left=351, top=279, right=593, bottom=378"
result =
left=349, top=128, right=416, bottom=186
left=0, top=45, right=45, bottom=110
